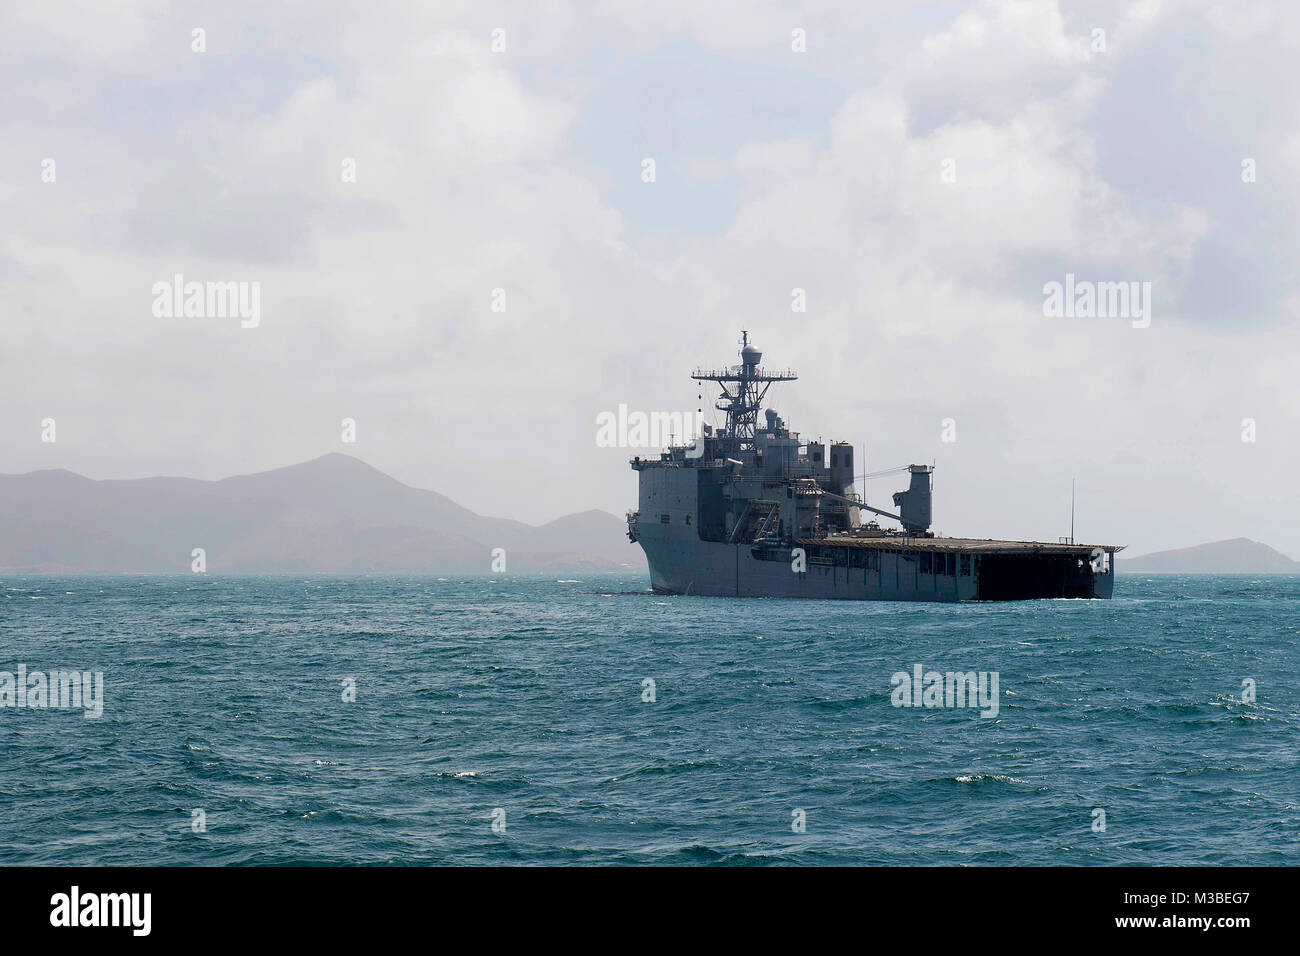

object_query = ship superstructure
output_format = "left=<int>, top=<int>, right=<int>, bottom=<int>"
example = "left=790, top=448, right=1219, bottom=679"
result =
left=627, top=333, right=1121, bottom=601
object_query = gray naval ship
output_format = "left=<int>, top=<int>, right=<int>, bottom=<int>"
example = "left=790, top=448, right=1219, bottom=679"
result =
left=627, top=333, right=1121, bottom=601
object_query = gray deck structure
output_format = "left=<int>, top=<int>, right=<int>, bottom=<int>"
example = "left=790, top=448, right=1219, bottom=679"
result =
left=627, top=333, right=1121, bottom=601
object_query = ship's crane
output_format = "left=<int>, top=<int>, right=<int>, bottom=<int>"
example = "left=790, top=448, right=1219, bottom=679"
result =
left=819, top=465, right=934, bottom=535
left=815, top=488, right=906, bottom=526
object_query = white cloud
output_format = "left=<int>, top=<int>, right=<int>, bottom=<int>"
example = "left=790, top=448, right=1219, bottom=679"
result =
left=2, top=0, right=1298, bottom=557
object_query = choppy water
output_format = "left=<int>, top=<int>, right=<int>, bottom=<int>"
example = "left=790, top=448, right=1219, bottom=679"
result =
left=1, top=574, right=1298, bottom=865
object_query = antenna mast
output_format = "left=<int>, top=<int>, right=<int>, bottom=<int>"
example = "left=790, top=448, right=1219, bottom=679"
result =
left=1070, top=479, right=1076, bottom=545
left=690, top=331, right=797, bottom=456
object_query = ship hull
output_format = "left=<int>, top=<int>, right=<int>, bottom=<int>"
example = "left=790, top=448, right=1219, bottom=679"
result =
left=636, top=531, right=1115, bottom=602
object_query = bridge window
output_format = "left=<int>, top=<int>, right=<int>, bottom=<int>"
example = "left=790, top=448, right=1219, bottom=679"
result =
left=660, top=514, right=670, bottom=524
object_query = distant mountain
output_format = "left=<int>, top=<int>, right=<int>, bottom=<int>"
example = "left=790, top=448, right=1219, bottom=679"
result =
left=1119, top=538, right=1300, bottom=573
left=0, top=453, right=645, bottom=574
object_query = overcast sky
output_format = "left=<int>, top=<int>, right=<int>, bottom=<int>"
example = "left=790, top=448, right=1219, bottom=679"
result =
left=2, top=0, right=1297, bottom=557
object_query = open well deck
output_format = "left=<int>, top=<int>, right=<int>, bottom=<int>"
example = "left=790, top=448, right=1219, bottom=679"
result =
left=781, top=536, right=1122, bottom=600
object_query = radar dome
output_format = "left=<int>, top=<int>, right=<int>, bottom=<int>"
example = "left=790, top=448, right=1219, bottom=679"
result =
left=741, top=343, right=762, bottom=365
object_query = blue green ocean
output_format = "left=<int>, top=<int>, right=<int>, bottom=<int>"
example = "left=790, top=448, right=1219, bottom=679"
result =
left=1, top=574, right=1297, bottom=865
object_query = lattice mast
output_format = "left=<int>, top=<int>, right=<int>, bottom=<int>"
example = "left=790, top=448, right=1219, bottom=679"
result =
left=690, top=331, right=797, bottom=453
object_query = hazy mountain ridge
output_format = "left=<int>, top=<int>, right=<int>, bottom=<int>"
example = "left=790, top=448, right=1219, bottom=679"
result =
left=5, top=456, right=1289, bottom=576
left=1120, top=538, right=1300, bottom=574
left=0, top=453, right=645, bottom=574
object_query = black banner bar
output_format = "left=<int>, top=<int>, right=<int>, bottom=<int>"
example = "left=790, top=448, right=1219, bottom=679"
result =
left=0, top=865, right=1282, bottom=942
